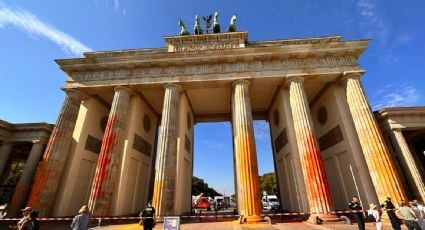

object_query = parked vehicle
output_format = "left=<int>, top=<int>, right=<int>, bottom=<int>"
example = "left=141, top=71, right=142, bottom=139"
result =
left=192, top=196, right=213, bottom=211
left=262, top=195, right=280, bottom=211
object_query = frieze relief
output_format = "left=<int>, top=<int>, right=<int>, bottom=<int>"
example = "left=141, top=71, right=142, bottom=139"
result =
left=70, top=56, right=357, bottom=81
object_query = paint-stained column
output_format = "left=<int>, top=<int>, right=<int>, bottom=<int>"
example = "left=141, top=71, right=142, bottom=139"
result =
left=341, top=72, right=407, bottom=203
left=27, top=89, right=83, bottom=217
left=231, top=80, right=262, bottom=222
left=152, top=83, right=181, bottom=217
left=0, top=142, right=13, bottom=178
left=8, top=140, right=46, bottom=215
left=287, top=76, right=337, bottom=221
left=390, top=129, right=425, bottom=202
left=88, top=86, right=131, bottom=216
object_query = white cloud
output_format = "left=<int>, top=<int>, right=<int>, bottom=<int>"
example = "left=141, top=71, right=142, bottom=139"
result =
left=199, top=140, right=225, bottom=149
left=0, top=3, right=92, bottom=56
left=254, top=120, right=270, bottom=142
left=113, top=0, right=120, bottom=12
left=356, top=0, right=388, bottom=45
left=371, top=84, right=421, bottom=110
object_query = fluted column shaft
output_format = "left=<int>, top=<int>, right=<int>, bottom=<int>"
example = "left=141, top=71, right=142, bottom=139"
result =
left=342, top=73, right=407, bottom=203
left=231, top=80, right=261, bottom=219
left=287, top=77, right=335, bottom=217
left=88, top=86, right=131, bottom=216
left=0, top=142, right=13, bottom=178
left=152, top=84, right=181, bottom=217
left=9, top=140, right=46, bottom=215
left=391, top=129, right=425, bottom=201
left=27, top=89, right=83, bottom=217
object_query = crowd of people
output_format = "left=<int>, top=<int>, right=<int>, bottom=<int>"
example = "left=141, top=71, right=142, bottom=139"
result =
left=7, top=196, right=425, bottom=229
left=349, top=196, right=425, bottom=230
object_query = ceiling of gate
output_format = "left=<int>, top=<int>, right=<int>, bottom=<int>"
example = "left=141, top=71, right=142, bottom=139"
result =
left=87, top=75, right=329, bottom=122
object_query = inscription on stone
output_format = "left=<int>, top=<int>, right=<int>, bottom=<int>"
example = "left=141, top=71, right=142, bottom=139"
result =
left=318, top=125, right=344, bottom=151
left=133, top=134, right=152, bottom=157
left=85, top=135, right=102, bottom=154
left=274, top=128, right=288, bottom=153
left=173, top=41, right=240, bottom=52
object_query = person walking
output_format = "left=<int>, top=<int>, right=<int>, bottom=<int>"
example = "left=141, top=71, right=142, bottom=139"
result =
left=410, top=201, right=425, bottom=230
left=349, top=196, right=365, bottom=230
left=382, top=197, right=401, bottom=230
left=368, top=203, right=383, bottom=230
left=70, top=205, right=91, bottom=230
left=396, top=200, right=421, bottom=230
left=139, top=202, right=156, bottom=230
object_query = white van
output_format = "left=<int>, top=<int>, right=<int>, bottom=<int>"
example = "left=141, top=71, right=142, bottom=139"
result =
left=262, top=195, right=280, bottom=210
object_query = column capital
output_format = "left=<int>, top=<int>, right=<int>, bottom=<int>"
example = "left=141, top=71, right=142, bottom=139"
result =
left=164, top=83, right=182, bottom=92
left=114, top=85, right=133, bottom=95
left=338, top=70, right=365, bottom=84
left=32, top=139, right=48, bottom=145
left=232, top=79, right=250, bottom=88
left=63, top=88, right=85, bottom=103
left=391, top=128, right=404, bottom=132
left=285, top=74, right=306, bottom=86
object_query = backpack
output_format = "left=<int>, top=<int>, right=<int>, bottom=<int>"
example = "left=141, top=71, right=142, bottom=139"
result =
left=367, top=213, right=376, bottom=222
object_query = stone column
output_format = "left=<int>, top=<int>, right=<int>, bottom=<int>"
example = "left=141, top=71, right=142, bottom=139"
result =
left=27, top=89, right=84, bottom=217
left=287, top=76, right=337, bottom=221
left=341, top=72, right=407, bottom=203
left=88, top=86, right=132, bottom=216
left=8, top=140, right=46, bottom=215
left=152, top=84, right=181, bottom=217
left=0, top=142, right=13, bottom=178
left=390, top=129, right=425, bottom=202
left=231, top=80, right=262, bottom=222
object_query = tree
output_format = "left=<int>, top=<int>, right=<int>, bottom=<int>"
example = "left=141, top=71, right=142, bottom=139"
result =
left=259, top=172, right=277, bottom=195
left=192, top=176, right=222, bottom=197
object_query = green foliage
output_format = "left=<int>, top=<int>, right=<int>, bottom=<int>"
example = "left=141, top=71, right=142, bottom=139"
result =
left=259, top=172, right=277, bottom=195
left=192, top=176, right=222, bottom=197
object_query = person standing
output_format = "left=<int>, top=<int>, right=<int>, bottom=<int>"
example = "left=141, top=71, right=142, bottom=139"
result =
left=382, top=197, right=401, bottom=230
left=70, top=205, right=91, bottom=230
left=349, top=196, right=365, bottom=230
left=140, top=202, right=156, bottom=230
left=396, top=200, right=421, bottom=230
left=12, top=206, right=32, bottom=230
left=368, top=203, right=383, bottom=230
left=25, top=210, right=39, bottom=230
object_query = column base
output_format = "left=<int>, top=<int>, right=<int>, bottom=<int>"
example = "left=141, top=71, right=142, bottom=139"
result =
left=306, top=214, right=340, bottom=224
left=238, top=215, right=265, bottom=224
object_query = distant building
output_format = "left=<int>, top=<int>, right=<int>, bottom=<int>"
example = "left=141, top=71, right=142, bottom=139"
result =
left=1, top=31, right=424, bottom=221
left=0, top=120, right=52, bottom=216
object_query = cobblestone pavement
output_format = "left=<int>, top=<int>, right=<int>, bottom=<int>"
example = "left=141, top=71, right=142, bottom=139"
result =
left=0, top=219, right=409, bottom=229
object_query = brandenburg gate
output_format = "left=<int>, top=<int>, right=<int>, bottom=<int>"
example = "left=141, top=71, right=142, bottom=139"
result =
left=23, top=31, right=421, bottom=221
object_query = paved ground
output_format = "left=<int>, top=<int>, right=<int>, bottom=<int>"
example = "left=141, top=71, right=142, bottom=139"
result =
left=1, top=219, right=409, bottom=229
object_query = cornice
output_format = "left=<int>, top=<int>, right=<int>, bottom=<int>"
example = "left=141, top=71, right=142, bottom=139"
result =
left=55, top=36, right=369, bottom=73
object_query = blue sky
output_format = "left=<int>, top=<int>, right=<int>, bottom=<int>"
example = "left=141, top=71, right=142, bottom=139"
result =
left=1, top=0, right=424, bottom=195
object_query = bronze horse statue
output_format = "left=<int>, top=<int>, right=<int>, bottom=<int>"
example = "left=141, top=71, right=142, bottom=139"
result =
left=178, top=18, right=190, bottom=36
left=213, top=12, right=220, bottom=33
left=194, top=14, right=203, bottom=35
left=227, top=14, right=237, bottom=32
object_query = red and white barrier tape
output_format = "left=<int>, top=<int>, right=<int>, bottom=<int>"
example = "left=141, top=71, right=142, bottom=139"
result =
left=0, top=208, right=396, bottom=222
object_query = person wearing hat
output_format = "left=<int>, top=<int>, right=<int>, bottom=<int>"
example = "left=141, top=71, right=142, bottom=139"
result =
left=349, top=196, right=365, bottom=230
left=70, top=205, right=91, bottom=230
left=368, top=203, right=382, bottom=230
left=12, top=207, right=33, bottom=230
left=139, top=202, right=156, bottom=230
